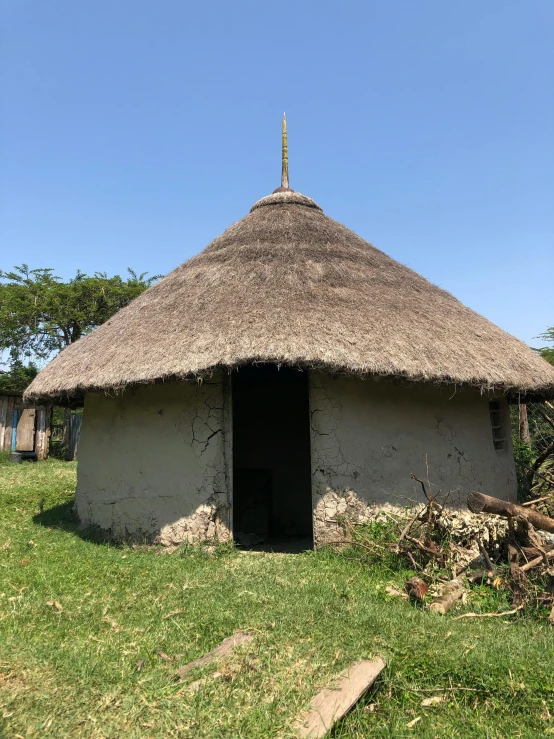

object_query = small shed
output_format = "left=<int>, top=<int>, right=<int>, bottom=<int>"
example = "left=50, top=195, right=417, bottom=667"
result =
left=0, top=393, right=51, bottom=460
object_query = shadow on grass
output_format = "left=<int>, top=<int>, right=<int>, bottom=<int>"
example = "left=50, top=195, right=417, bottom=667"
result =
left=32, top=499, right=116, bottom=546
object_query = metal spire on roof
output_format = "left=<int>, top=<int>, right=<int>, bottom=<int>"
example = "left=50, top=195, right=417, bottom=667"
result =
left=281, top=113, right=289, bottom=189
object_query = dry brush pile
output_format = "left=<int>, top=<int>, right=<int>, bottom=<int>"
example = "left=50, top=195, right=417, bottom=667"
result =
left=333, top=480, right=554, bottom=623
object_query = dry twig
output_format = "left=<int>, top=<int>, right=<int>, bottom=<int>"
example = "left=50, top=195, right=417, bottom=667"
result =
left=520, top=549, right=554, bottom=573
left=474, top=536, right=495, bottom=574
left=411, top=473, right=433, bottom=503
left=405, top=536, right=442, bottom=560
left=452, top=605, right=524, bottom=620
left=398, top=511, right=421, bottom=546
left=522, top=496, right=550, bottom=507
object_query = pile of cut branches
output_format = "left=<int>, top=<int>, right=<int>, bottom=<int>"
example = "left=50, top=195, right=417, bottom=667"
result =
left=332, top=485, right=554, bottom=622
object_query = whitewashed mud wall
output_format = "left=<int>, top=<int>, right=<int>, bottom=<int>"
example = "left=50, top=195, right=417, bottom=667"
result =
left=76, top=378, right=231, bottom=544
left=309, top=373, right=516, bottom=545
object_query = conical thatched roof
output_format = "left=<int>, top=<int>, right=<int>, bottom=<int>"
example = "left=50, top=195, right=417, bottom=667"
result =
left=25, top=188, right=554, bottom=403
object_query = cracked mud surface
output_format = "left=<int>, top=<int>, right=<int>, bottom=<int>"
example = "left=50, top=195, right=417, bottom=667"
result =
left=74, top=373, right=516, bottom=548
left=75, top=379, right=231, bottom=545
left=309, top=373, right=517, bottom=545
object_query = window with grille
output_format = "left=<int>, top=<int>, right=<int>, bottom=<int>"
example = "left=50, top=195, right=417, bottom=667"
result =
left=489, top=400, right=505, bottom=450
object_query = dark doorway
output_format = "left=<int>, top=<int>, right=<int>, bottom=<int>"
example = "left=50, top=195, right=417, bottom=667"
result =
left=232, top=364, right=313, bottom=550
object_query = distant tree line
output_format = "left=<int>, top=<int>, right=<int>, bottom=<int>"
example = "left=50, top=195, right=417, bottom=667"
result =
left=0, top=265, right=161, bottom=394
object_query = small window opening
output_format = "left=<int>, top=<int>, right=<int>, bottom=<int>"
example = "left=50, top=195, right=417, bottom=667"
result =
left=489, top=400, right=505, bottom=451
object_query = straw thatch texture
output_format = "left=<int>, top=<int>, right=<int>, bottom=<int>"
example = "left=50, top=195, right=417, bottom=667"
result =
left=25, top=189, right=554, bottom=402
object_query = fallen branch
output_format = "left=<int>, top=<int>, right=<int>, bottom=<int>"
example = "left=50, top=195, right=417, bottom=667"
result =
left=404, top=686, right=484, bottom=693
left=398, top=510, right=421, bottom=545
left=405, top=536, right=442, bottom=560
left=465, top=570, right=490, bottom=583
left=452, top=605, right=524, bottom=620
left=522, top=496, right=551, bottom=507
left=518, top=545, right=552, bottom=560
left=467, top=492, right=554, bottom=534
left=474, top=536, right=495, bottom=574
left=520, top=548, right=554, bottom=573
left=175, top=632, right=253, bottom=680
left=429, top=580, right=465, bottom=614
left=404, top=549, right=422, bottom=571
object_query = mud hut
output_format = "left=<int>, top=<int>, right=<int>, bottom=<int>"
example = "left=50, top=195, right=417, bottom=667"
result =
left=25, top=119, right=554, bottom=547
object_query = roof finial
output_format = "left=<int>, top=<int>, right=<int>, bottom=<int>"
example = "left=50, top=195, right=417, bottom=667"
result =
left=281, top=113, right=289, bottom=189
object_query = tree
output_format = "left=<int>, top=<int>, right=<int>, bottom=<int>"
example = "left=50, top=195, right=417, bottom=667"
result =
left=537, top=325, right=554, bottom=366
left=0, top=265, right=162, bottom=368
left=511, top=324, right=554, bottom=500
left=0, top=361, right=38, bottom=395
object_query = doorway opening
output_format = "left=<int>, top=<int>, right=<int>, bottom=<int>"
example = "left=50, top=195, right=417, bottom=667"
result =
left=232, top=364, right=313, bottom=551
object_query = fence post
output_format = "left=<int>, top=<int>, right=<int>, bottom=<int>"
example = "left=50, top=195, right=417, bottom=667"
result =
left=35, top=405, right=52, bottom=460
left=519, top=401, right=531, bottom=445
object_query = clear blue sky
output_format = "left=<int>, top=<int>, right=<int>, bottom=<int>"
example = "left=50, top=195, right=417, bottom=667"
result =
left=2, top=0, right=553, bottom=348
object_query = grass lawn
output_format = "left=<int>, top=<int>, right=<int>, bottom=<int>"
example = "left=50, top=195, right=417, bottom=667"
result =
left=1, top=453, right=554, bottom=738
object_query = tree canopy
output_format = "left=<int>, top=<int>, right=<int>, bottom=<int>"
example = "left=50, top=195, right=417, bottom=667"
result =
left=0, top=361, right=38, bottom=396
left=0, top=265, right=161, bottom=374
left=538, top=325, right=554, bottom=366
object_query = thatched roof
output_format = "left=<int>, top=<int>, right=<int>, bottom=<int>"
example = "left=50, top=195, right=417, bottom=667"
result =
left=25, top=188, right=554, bottom=403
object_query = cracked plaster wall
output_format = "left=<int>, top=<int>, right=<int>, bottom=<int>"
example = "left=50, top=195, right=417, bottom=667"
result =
left=75, top=377, right=231, bottom=544
left=309, top=372, right=516, bottom=545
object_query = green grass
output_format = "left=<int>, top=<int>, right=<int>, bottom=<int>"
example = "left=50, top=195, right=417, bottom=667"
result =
left=1, top=454, right=554, bottom=738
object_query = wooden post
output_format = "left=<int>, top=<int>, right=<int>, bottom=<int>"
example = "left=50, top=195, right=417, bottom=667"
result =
left=4, top=396, right=15, bottom=451
left=519, top=402, right=531, bottom=445
left=35, top=407, right=45, bottom=459
left=64, top=407, right=71, bottom=460
left=0, top=396, right=7, bottom=451
left=35, top=405, right=51, bottom=460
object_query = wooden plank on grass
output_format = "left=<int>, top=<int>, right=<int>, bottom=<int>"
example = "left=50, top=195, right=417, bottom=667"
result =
left=175, top=631, right=253, bottom=680
left=293, top=657, right=385, bottom=738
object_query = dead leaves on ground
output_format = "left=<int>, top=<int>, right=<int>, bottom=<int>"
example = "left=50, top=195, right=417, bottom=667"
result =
left=46, top=600, right=63, bottom=612
left=421, top=695, right=446, bottom=706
